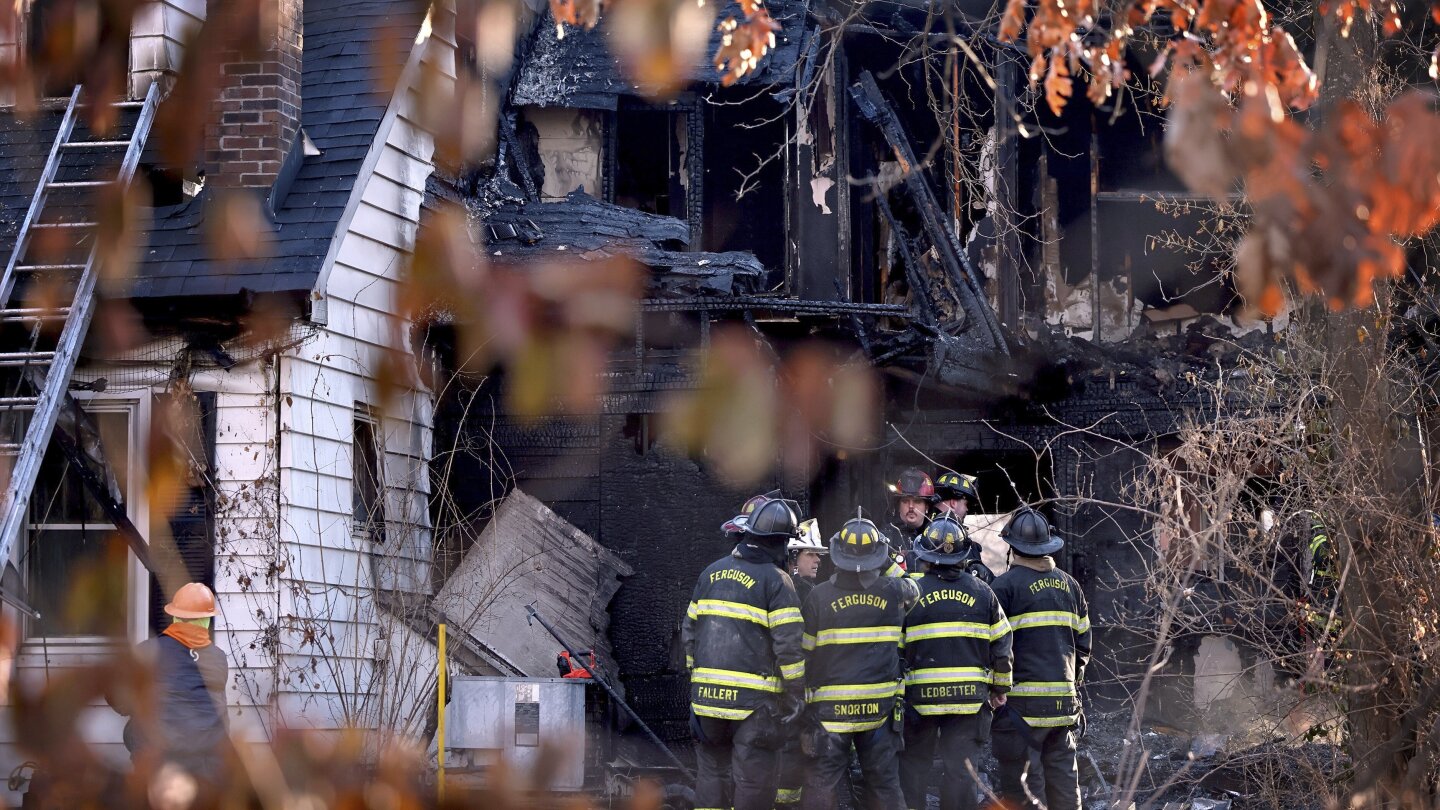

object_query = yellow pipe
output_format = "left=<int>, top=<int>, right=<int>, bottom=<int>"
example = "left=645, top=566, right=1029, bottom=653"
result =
left=438, top=622, right=447, bottom=803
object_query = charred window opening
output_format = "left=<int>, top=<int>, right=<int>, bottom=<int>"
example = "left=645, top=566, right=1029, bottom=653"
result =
left=613, top=103, right=690, bottom=225
left=522, top=107, right=605, bottom=200
left=353, top=407, right=386, bottom=543
left=704, top=93, right=787, bottom=289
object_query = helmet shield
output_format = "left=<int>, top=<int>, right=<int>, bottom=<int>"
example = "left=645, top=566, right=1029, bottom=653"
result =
left=1000, top=507, right=1064, bottom=556
left=788, top=519, right=828, bottom=553
left=829, top=518, right=891, bottom=572
left=914, top=515, right=969, bottom=565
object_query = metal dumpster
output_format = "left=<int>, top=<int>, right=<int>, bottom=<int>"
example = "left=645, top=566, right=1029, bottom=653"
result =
left=444, top=676, right=589, bottom=791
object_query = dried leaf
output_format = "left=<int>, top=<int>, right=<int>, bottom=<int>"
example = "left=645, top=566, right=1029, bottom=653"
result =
left=999, top=0, right=1027, bottom=42
left=713, top=9, right=779, bottom=86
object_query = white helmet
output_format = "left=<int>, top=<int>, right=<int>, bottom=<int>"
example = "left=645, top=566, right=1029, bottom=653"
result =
left=788, top=519, right=828, bottom=554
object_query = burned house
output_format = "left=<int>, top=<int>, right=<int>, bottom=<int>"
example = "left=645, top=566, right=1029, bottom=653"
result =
left=434, top=0, right=1281, bottom=745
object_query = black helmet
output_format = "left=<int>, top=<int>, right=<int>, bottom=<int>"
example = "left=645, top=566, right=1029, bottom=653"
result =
left=747, top=498, right=800, bottom=540
left=829, top=517, right=890, bottom=572
left=1001, top=507, right=1064, bottom=556
left=914, top=514, right=969, bottom=565
left=935, top=472, right=979, bottom=507
left=722, top=492, right=773, bottom=535
left=888, top=467, right=935, bottom=499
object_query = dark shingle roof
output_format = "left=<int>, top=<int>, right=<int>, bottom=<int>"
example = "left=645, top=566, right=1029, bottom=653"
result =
left=0, top=0, right=428, bottom=301
left=131, top=0, right=426, bottom=298
left=0, top=108, right=64, bottom=252
left=511, top=0, right=814, bottom=108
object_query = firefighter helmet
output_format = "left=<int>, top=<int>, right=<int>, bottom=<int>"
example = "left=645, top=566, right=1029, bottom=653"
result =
left=788, top=519, right=828, bottom=554
left=747, top=498, right=801, bottom=539
left=914, top=514, right=969, bottom=566
left=830, top=517, right=890, bottom=572
left=1000, top=507, right=1064, bottom=556
left=935, top=472, right=979, bottom=507
left=888, top=467, right=935, bottom=499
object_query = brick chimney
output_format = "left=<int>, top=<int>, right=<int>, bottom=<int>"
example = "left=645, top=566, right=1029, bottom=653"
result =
left=204, top=0, right=302, bottom=190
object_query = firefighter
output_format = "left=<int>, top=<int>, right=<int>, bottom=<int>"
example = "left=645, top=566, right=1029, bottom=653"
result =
left=932, top=471, right=994, bottom=583
left=775, top=519, right=827, bottom=808
left=788, top=519, right=828, bottom=602
left=990, top=508, right=1090, bottom=810
left=899, top=514, right=1012, bottom=810
left=683, top=498, right=807, bottom=810
left=801, top=516, right=919, bottom=810
left=887, top=467, right=936, bottom=569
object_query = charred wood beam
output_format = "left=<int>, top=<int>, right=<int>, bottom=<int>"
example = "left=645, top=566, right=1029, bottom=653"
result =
left=849, top=71, right=1009, bottom=355
left=994, top=50, right=1023, bottom=329
left=873, top=192, right=939, bottom=326
left=497, top=113, right=540, bottom=200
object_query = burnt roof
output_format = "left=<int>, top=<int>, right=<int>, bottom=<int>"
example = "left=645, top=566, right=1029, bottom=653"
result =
left=0, top=0, right=427, bottom=302
left=511, top=0, right=814, bottom=109
left=485, top=190, right=764, bottom=296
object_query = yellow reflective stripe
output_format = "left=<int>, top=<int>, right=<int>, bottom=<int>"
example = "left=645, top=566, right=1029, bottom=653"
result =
left=812, top=627, right=902, bottom=646
left=693, top=599, right=769, bottom=626
left=991, top=616, right=1013, bottom=640
left=803, top=633, right=816, bottom=651
left=913, top=703, right=983, bottom=715
left=904, top=667, right=988, bottom=685
left=770, top=607, right=803, bottom=627
left=885, top=561, right=905, bottom=578
left=810, top=681, right=901, bottom=701
left=1010, top=681, right=1075, bottom=697
left=820, top=718, right=887, bottom=733
left=685, top=655, right=694, bottom=669
left=692, top=667, right=783, bottom=692
left=776, top=788, right=803, bottom=804
left=1009, top=611, right=1087, bottom=632
left=904, top=621, right=992, bottom=642
left=686, top=602, right=699, bottom=620
left=780, top=660, right=805, bottom=681
left=991, top=670, right=1013, bottom=686
left=1021, top=715, right=1075, bottom=727
left=692, top=705, right=755, bottom=720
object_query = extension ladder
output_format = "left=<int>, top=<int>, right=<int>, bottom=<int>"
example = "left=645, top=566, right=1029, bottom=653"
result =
left=0, top=82, right=160, bottom=567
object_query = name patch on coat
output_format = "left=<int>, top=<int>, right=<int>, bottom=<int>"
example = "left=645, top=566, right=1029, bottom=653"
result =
left=829, top=593, right=889, bottom=612
left=710, top=569, right=756, bottom=588
left=1028, top=577, right=1070, bottom=595
left=915, top=588, right=977, bottom=608
left=698, top=686, right=739, bottom=702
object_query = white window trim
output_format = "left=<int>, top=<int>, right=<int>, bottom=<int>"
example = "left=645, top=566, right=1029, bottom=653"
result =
left=12, top=393, right=152, bottom=662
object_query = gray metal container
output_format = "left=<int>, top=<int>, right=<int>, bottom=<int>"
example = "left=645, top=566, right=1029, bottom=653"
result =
left=444, top=676, right=588, bottom=791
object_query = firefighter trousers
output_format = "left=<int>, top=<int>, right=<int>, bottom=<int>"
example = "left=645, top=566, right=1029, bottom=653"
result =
left=692, top=711, right=781, bottom=810
left=899, top=711, right=987, bottom=810
left=802, top=725, right=904, bottom=810
left=775, top=733, right=804, bottom=806
left=993, top=724, right=1080, bottom=810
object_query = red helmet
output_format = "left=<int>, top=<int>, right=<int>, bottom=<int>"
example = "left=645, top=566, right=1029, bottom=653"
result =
left=888, top=467, right=935, bottom=499
left=722, top=492, right=778, bottom=535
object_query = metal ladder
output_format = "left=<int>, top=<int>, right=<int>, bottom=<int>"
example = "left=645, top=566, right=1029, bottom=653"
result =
left=0, top=82, right=160, bottom=567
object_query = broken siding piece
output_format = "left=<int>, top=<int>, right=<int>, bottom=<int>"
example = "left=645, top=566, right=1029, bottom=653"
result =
left=433, top=488, right=634, bottom=678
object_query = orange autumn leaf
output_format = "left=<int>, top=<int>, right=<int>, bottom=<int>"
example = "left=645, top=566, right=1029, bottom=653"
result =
left=999, top=0, right=1026, bottom=42
left=714, top=8, right=778, bottom=86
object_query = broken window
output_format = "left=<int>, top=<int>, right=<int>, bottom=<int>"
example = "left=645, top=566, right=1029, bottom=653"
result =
left=353, top=408, right=386, bottom=543
left=613, top=104, right=689, bottom=222
left=24, top=408, right=133, bottom=638
left=704, top=93, right=788, bottom=288
left=522, top=107, right=605, bottom=200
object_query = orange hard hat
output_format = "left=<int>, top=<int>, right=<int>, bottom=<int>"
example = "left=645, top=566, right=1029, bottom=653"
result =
left=164, top=582, right=217, bottom=619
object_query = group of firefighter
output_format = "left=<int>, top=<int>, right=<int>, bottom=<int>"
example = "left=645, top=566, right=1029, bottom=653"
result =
left=682, top=468, right=1091, bottom=810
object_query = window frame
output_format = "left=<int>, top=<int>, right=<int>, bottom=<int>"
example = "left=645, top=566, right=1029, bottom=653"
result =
left=352, top=405, right=386, bottom=544
left=14, top=393, right=153, bottom=657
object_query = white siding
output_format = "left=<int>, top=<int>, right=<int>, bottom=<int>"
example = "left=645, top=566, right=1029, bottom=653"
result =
left=271, top=14, right=454, bottom=733
left=129, top=0, right=205, bottom=98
